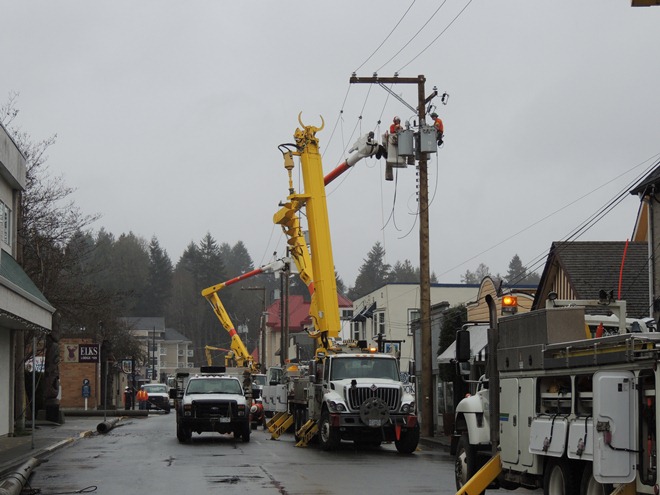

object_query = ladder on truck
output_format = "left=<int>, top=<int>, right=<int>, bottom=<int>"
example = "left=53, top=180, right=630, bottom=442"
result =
left=266, top=411, right=294, bottom=440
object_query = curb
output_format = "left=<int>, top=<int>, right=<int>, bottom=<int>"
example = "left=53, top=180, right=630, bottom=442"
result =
left=35, top=437, right=75, bottom=459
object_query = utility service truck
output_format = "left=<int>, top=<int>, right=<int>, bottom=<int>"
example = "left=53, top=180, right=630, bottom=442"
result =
left=453, top=294, right=658, bottom=495
left=259, top=115, right=424, bottom=452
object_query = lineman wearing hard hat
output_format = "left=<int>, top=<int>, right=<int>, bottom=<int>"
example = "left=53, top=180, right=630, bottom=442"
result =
left=431, top=112, right=444, bottom=146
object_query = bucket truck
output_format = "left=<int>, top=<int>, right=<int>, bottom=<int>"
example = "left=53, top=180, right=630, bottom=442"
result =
left=263, top=115, right=419, bottom=453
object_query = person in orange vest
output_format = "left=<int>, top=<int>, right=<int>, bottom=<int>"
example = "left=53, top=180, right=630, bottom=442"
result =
left=137, top=386, right=149, bottom=410
left=431, top=112, right=444, bottom=145
left=389, top=116, right=402, bottom=135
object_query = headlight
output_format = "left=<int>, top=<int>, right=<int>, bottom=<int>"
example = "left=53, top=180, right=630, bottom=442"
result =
left=328, top=401, right=347, bottom=412
left=401, top=402, right=415, bottom=413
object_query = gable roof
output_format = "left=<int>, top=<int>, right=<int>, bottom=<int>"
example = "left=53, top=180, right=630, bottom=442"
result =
left=266, top=295, right=312, bottom=332
left=120, top=316, right=165, bottom=330
left=533, top=241, right=649, bottom=318
left=630, top=164, right=660, bottom=196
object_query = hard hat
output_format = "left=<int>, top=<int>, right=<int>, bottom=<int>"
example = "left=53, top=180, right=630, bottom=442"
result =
left=431, top=112, right=438, bottom=118
left=125, top=386, right=129, bottom=390
left=393, top=116, right=400, bottom=122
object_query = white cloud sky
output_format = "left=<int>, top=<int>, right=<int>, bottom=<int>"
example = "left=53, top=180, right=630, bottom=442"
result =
left=2, top=0, right=659, bottom=286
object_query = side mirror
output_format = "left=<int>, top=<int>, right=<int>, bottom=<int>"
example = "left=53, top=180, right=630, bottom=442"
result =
left=309, top=361, right=317, bottom=383
left=169, top=389, right=177, bottom=399
left=456, top=330, right=471, bottom=363
left=408, top=359, right=416, bottom=377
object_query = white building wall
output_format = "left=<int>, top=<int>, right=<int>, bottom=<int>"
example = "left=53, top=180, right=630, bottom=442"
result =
left=352, top=284, right=479, bottom=371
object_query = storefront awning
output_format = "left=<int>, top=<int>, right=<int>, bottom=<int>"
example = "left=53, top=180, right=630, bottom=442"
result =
left=351, top=301, right=377, bottom=322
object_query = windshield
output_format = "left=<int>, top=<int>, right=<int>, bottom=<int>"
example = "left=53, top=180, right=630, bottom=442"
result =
left=253, top=375, right=267, bottom=386
left=143, top=384, right=167, bottom=394
left=330, top=357, right=399, bottom=381
left=186, top=378, right=243, bottom=395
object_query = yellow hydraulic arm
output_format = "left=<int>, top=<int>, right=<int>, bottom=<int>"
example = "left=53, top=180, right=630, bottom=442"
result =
left=201, top=259, right=288, bottom=372
left=274, top=115, right=382, bottom=355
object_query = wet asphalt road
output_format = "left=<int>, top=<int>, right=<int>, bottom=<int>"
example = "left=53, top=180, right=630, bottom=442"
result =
left=28, top=413, right=537, bottom=495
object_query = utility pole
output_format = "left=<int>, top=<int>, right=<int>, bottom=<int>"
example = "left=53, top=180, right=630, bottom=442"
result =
left=152, top=326, right=156, bottom=382
left=349, top=74, right=437, bottom=437
left=242, top=286, right=267, bottom=369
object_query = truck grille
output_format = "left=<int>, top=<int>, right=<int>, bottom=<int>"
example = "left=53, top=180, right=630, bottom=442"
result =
left=192, top=400, right=237, bottom=419
left=347, top=386, right=400, bottom=411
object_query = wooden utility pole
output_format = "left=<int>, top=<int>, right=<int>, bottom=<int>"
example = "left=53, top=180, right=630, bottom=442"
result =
left=349, top=74, right=437, bottom=437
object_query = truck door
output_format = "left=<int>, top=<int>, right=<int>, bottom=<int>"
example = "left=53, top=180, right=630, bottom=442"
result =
left=592, top=370, right=637, bottom=484
left=500, top=378, right=520, bottom=465
left=500, top=378, right=535, bottom=467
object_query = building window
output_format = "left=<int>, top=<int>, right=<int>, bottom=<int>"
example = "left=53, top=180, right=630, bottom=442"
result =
left=341, top=309, right=353, bottom=320
left=408, top=309, right=420, bottom=336
left=375, top=311, right=385, bottom=336
left=0, top=201, right=10, bottom=246
left=351, top=321, right=362, bottom=340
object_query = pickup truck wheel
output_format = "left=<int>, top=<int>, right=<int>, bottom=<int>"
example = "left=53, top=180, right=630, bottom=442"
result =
left=579, top=463, right=612, bottom=495
left=455, top=434, right=483, bottom=494
left=241, top=422, right=251, bottom=442
left=177, top=423, right=192, bottom=443
left=394, top=424, right=419, bottom=454
left=318, top=410, right=340, bottom=451
left=543, top=458, right=579, bottom=495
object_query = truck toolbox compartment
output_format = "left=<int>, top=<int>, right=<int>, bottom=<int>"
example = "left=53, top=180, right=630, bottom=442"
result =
left=498, top=307, right=586, bottom=349
left=529, top=417, right=568, bottom=457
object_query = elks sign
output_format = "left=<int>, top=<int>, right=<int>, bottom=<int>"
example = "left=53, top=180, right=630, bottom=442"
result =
left=78, top=344, right=100, bottom=363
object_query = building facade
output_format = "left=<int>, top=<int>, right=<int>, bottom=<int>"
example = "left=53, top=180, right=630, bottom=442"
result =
left=120, top=317, right=194, bottom=384
left=0, top=123, right=55, bottom=437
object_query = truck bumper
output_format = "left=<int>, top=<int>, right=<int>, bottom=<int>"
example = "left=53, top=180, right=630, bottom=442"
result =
left=332, top=413, right=418, bottom=441
left=179, top=417, right=248, bottom=434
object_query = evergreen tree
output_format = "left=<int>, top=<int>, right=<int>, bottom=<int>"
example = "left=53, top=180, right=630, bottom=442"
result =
left=460, top=263, right=491, bottom=284
left=390, top=259, right=418, bottom=283
left=109, top=232, right=150, bottom=315
left=504, top=254, right=540, bottom=286
left=135, top=237, right=173, bottom=316
left=347, top=242, right=391, bottom=300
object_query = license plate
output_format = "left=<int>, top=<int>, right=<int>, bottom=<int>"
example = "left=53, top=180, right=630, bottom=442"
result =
left=368, top=419, right=380, bottom=427
left=218, top=417, right=231, bottom=423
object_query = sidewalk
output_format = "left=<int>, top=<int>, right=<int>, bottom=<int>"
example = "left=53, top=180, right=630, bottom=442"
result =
left=0, top=409, right=148, bottom=479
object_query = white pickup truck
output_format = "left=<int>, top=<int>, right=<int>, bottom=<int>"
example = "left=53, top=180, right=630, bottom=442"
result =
left=172, top=373, right=250, bottom=443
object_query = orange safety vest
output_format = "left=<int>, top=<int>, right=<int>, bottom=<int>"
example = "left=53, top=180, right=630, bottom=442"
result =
left=433, top=117, right=444, bottom=134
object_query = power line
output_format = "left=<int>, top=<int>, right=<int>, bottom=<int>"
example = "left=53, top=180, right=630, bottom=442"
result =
left=376, top=0, right=449, bottom=74
left=397, top=0, right=475, bottom=73
left=353, top=0, right=418, bottom=74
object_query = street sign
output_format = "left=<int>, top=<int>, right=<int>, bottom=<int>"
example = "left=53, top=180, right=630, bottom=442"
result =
left=79, top=344, right=99, bottom=363
left=121, top=359, right=133, bottom=374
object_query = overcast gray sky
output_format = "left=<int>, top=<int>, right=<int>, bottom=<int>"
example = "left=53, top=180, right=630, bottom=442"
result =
left=2, top=1, right=659, bottom=286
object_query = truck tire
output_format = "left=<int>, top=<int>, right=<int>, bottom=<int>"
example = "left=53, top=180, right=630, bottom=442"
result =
left=177, top=423, right=192, bottom=443
left=543, top=458, right=579, bottom=495
left=241, top=422, right=251, bottom=443
left=455, top=434, right=483, bottom=494
left=318, top=410, right=340, bottom=451
left=395, top=424, right=419, bottom=454
left=579, top=463, right=612, bottom=495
